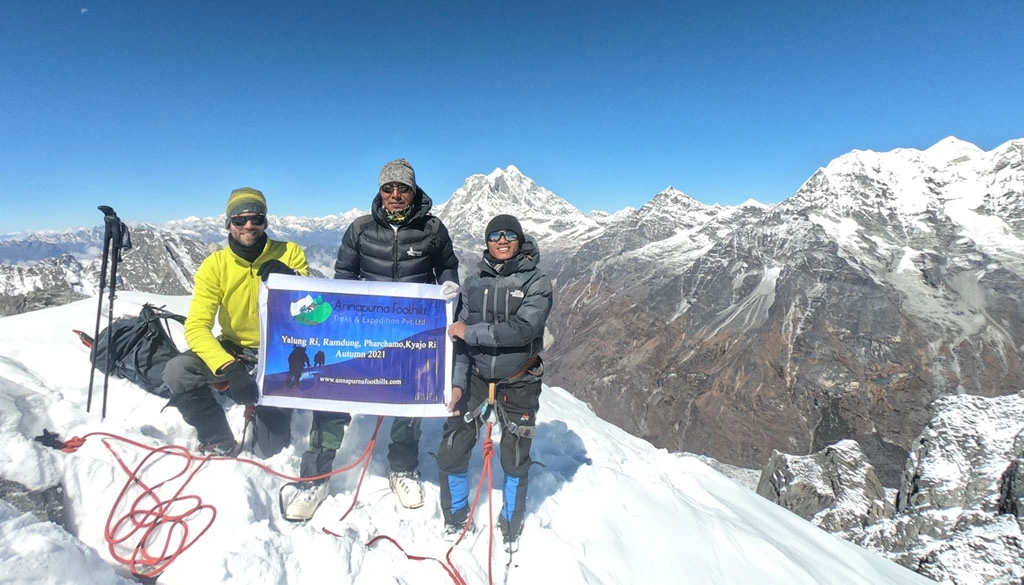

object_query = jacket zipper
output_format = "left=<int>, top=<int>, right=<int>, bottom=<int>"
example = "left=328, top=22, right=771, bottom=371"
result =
left=504, top=285, right=510, bottom=322
left=392, top=228, right=399, bottom=280
left=484, top=286, right=496, bottom=375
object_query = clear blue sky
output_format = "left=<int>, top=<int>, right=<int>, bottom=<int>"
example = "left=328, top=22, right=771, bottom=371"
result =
left=2, top=0, right=1022, bottom=234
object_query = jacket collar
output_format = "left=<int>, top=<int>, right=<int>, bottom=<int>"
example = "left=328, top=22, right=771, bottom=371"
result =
left=370, top=187, right=433, bottom=228
left=228, top=233, right=268, bottom=264
left=479, top=237, right=540, bottom=276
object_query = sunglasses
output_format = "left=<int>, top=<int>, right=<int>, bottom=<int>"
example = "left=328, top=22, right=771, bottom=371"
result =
left=381, top=183, right=413, bottom=194
left=487, top=230, right=519, bottom=242
left=229, top=214, right=267, bottom=227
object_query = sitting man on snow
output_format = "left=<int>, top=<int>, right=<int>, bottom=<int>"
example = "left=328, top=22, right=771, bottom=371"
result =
left=162, top=187, right=308, bottom=459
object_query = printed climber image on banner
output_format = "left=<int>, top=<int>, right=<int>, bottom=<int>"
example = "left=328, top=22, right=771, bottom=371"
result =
left=256, top=274, right=453, bottom=418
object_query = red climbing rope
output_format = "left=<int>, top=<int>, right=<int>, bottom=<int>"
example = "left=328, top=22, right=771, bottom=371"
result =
left=365, top=420, right=497, bottom=585
left=53, top=413, right=492, bottom=583
left=101, top=441, right=216, bottom=578
left=56, top=417, right=385, bottom=579
left=318, top=415, right=384, bottom=531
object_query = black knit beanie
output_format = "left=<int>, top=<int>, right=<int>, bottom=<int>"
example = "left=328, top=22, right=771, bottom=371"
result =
left=484, top=214, right=524, bottom=243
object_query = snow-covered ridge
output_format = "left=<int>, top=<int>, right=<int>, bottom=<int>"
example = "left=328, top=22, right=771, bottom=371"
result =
left=0, top=291, right=933, bottom=584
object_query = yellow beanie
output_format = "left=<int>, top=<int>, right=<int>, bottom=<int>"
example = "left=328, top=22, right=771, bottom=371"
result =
left=225, top=187, right=267, bottom=228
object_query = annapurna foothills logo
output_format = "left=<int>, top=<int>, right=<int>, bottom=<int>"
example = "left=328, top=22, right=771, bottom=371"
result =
left=290, top=294, right=332, bottom=325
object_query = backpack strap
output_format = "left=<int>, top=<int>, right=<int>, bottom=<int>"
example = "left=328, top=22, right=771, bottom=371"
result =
left=141, top=303, right=187, bottom=325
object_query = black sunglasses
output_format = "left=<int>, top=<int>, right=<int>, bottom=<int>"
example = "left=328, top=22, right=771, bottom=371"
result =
left=381, top=184, right=412, bottom=194
left=487, top=230, right=519, bottom=242
left=229, top=214, right=267, bottom=227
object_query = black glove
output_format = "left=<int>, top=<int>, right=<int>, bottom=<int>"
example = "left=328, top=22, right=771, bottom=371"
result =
left=34, top=429, right=65, bottom=450
left=223, top=361, right=259, bottom=405
left=257, top=259, right=297, bottom=282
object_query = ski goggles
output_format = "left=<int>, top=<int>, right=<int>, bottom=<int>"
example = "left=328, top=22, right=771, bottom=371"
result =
left=381, top=183, right=413, bottom=194
left=487, top=230, right=519, bottom=242
left=229, top=214, right=267, bottom=227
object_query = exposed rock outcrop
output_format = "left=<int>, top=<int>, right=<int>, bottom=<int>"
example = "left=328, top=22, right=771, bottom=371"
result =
left=757, top=439, right=892, bottom=533
left=759, top=393, right=1024, bottom=585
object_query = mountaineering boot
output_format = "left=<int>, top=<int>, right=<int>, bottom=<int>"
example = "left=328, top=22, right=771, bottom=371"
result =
left=442, top=518, right=476, bottom=543
left=198, top=438, right=240, bottom=457
left=284, top=481, right=329, bottom=522
left=502, top=531, right=519, bottom=554
left=389, top=470, right=424, bottom=509
left=441, top=506, right=474, bottom=543
left=498, top=515, right=521, bottom=554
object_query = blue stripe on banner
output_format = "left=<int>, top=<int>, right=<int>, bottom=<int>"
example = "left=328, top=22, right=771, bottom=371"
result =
left=449, top=472, right=468, bottom=511
left=502, top=475, right=520, bottom=520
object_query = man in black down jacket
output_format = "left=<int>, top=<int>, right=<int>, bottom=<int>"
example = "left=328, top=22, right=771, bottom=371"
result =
left=439, top=214, right=552, bottom=552
left=330, top=158, right=459, bottom=510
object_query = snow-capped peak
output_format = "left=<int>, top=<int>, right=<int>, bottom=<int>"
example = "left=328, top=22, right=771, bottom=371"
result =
left=923, top=135, right=984, bottom=165
left=436, top=166, right=603, bottom=253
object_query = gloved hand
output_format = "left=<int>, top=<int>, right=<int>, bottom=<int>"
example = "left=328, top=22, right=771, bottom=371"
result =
left=257, top=259, right=297, bottom=282
left=223, top=361, right=259, bottom=405
left=440, top=281, right=459, bottom=302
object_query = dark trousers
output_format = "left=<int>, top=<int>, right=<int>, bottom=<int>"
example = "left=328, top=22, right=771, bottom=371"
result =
left=387, top=416, right=422, bottom=473
left=162, top=349, right=292, bottom=455
left=300, top=410, right=351, bottom=479
left=302, top=413, right=419, bottom=476
left=437, top=374, right=540, bottom=536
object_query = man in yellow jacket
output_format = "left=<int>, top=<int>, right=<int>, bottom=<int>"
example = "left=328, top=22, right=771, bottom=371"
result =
left=163, top=187, right=309, bottom=456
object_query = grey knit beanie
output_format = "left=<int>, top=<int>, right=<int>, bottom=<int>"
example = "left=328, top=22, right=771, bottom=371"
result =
left=379, top=158, right=417, bottom=190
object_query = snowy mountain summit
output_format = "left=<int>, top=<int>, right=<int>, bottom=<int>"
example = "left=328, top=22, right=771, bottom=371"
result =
left=0, top=293, right=931, bottom=585
left=436, top=165, right=607, bottom=255
left=791, top=136, right=1023, bottom=231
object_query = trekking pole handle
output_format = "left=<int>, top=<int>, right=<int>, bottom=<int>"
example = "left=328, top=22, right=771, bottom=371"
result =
left=488, top=382, right=495, bottom=406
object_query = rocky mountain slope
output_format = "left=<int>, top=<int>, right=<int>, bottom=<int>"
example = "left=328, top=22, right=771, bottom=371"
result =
left=758, top=393, right=1024, bottom=585
left=543, top=137, right=1024, bottom=486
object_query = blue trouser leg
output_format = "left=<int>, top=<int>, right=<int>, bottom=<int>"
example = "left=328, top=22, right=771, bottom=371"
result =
left=498, top=430, right=533, bottom=538
left=495, top=376, right=540, bottom=538
left=437, top=388, right=479, bottom=524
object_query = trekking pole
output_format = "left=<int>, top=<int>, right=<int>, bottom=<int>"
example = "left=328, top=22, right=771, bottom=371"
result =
left=86, top=206, right=116, bottom=414
left=99, top=207, right=131, bottom=419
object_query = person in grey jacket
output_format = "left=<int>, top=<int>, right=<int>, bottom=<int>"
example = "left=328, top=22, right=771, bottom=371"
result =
left=438, top=214, right=553, bottom=552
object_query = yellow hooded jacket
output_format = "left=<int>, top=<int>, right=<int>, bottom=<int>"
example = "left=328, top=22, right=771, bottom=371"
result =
left=184, top=240, right=310, bottom=374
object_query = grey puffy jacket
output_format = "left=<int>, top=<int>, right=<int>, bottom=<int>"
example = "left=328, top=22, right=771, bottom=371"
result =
left=453, top=237, right=553, bottom=387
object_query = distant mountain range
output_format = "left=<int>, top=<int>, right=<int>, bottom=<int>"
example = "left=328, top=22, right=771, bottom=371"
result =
left=550, top=136, right=1024, bottom=487
left=2, top=137, right=1023, bottom=492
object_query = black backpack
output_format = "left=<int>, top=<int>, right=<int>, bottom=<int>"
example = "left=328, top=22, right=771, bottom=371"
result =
left=89, top=304, right=186, bottom=398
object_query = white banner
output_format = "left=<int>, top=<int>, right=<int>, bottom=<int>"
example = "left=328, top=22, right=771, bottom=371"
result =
left=256, top=274, right=453, bottom=417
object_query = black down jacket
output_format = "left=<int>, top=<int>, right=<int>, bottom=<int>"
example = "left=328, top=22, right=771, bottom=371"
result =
left=333, top=188, right=459, bottom=284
